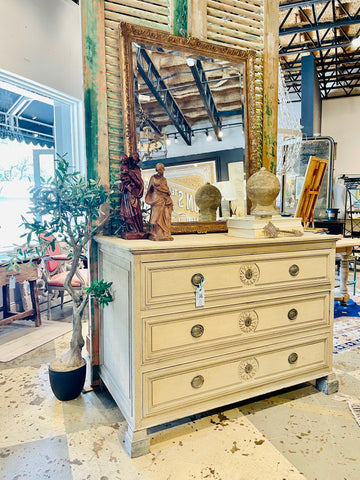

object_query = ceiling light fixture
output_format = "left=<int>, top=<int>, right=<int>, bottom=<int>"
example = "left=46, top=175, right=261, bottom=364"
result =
left=352, top=37, right=360, bottom=48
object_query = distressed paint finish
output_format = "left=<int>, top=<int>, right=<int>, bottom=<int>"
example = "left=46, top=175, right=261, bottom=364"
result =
left=262, top=0, right=279, bottom=174
left=82, top=0, right=110, bottom=186
left=187, top=0, right=207, bottom=40
left=172, top=0, right=188, bottom=37
left=81, top=0, right=110, bottom=385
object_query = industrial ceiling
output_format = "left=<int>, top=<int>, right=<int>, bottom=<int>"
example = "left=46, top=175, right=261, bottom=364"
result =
left=279, top=0, right=360, bottom=99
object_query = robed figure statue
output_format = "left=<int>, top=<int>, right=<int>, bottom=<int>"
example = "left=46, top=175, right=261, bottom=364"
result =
left=145, top=163, right=173, bottom=241
left=118, top=152, right=148, bottom=239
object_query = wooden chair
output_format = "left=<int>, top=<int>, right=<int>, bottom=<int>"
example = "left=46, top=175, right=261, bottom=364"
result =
left=40, top=235, right=88, bottom=320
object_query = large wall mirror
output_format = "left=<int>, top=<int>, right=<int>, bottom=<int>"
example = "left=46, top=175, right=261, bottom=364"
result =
left=119, top=22, right=257, bottom=229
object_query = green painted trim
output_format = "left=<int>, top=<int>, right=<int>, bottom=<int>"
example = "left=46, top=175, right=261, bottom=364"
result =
left=83, top=3, right=101, bottom=181
left=172, top=0, right=187, bottom=37
left=84, top=88, right=98, bottom=181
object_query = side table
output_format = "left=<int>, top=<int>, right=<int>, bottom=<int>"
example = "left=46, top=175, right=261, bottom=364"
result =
left=0, top=260, right=41, bottom=327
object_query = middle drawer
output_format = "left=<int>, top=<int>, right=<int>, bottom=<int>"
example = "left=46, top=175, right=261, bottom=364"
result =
left=143, top=292, right=330, bottom=363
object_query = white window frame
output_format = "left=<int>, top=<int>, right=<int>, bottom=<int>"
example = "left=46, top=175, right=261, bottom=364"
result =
left=0, top=68, right=85, bottom=173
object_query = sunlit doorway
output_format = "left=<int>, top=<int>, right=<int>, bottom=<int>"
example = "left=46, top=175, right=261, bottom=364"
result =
left=0, top=71, right=85, bottom=250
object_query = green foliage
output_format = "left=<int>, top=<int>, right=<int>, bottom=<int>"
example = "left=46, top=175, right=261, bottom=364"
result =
left=8, top=153, right=113, bottom=310
left=6, top=244, right=45, bottom=273
left=85, top=279, right=113, bottom=308
left=22, top=154, right=109, bottom=248
left=0, top=157, right=33, bottom=182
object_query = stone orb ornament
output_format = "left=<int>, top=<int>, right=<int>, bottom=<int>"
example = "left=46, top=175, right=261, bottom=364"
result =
left=246, top=167, right=280, bottom=216
left=195, top=183, right=222, bottom=221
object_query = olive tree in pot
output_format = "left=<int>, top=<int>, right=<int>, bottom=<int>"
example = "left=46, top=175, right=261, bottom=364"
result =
left=11, top=154, right=113, bottom=401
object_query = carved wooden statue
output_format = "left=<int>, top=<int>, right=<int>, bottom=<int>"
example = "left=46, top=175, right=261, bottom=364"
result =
left=118, top=152, right=148, bottom=239
left=145, top=163, right=173, bottom=241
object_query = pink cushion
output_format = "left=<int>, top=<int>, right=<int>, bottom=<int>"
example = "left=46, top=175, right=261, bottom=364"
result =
left=39, top=233, right=69, bottom=272
left=47, top=247, right=62, bottom=273
left=48, top=269, right=88, bottom=287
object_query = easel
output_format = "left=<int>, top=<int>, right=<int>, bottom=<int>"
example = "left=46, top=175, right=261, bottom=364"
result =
left=295, top=156, right=328, bottom=230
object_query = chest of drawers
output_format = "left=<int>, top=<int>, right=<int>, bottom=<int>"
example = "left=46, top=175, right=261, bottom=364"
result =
left=95, top=233, right=337, bottom=457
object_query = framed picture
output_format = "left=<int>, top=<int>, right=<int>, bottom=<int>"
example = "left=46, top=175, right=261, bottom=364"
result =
left=142, top=160, right=217, bottom=222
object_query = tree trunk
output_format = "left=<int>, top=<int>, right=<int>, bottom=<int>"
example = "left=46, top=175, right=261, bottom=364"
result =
left=57, top=246, right=90, bottom=370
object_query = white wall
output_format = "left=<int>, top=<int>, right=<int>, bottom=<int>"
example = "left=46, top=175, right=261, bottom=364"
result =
left=0, top=0, right=83, bottom=99
left=322, top=96, right=360, bottom=179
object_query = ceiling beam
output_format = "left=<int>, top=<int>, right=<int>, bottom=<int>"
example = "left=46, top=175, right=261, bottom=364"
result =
left=280, top=17, right=360, bottom=36
left=279, top=0, right=330, bottom=10
left=188, top=59, right=222, bottom=141
left=285, top=71, right=360, bottom=85
left=279, top=37, right=356, bottom=56
left=281, top=53, right=360, bottom=71
left=136, top=48, right=192, bottom=145
left=134, top=76, right=162, bottom=135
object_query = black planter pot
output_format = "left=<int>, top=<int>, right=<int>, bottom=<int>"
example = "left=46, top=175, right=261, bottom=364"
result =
left=48, top=359, right=87, bottom=401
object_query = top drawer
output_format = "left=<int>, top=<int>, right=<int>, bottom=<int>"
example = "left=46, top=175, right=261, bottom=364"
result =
left=141, top=250, right=331, bottom=310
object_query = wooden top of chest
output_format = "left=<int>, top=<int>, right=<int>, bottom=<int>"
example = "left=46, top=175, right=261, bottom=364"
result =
left=96, top=232, right=338, bottom=256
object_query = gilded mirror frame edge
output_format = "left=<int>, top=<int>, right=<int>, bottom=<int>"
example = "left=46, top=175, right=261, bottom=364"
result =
left=119, top=22, right=257, bottom=174
left=118, top=22, right=258, bottom=232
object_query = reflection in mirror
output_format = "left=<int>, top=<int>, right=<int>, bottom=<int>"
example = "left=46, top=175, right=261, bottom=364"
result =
left=119, top=23, right=257, bottom=228
left=135, top=45, right=244, bottom=160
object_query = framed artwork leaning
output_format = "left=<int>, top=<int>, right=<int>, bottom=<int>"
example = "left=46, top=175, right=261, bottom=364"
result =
left=142, top=160, right=217, bottom=223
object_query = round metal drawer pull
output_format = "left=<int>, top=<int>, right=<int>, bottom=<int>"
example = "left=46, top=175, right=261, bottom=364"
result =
left=245, top=269, right=253, bottom=280
left=191, top=375, right=204, bottom=389
left=191, top=324, right=204, bottom=338
left=191, top=273, right=205, bottom=287
left=244, top=317, right=253, bottom=327
left=288, top=308, right=298, bottom=321
left=244, top=363, right=253, bottom=374
left=289, top=264, right=300, bottom=276
left=239, top=357, right=259, bottom=380
left=288, top=352, right=298, bottom=364
left=239, top=311, right=258, bottom=333
left=239, top=264, right=260, bottom=286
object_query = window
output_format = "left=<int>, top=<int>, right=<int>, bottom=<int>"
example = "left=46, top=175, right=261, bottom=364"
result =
left=0, top=70, right=85, bottom=250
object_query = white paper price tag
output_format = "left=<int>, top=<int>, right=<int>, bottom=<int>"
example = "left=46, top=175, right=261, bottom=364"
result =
left=9, top=275, right=16, bottom=289
left=195, top=287, right=205, bottom=307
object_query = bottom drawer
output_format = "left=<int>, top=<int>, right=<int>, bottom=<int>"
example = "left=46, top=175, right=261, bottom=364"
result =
left=143, top=335, right=330, bottom=417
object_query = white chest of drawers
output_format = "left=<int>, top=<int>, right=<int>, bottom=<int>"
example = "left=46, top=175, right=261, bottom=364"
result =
left=95, top=233, right=337, bottom=457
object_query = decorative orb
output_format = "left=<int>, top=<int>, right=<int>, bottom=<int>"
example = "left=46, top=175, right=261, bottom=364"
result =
left=246, top=167, right=280, bottom=216
left=195, top=183, right=222, bottom=221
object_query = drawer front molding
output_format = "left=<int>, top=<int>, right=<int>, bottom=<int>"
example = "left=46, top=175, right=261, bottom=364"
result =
left=143, top=336, right=330, bottom=417
left=143, top=293, right=330, bottom=362
left=142, top=250, right=331, bottom=309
